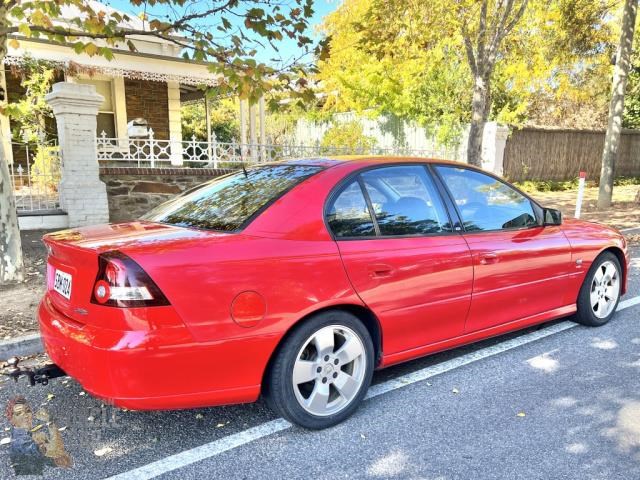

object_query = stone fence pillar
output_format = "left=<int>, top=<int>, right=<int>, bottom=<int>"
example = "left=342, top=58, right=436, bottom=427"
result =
left=481, top=122, right=510, bottom=177
left=45, top=82, right=109, bottom=226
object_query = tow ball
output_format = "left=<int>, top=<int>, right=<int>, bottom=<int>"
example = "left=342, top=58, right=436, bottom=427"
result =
left=1, top=357, right=66, bottom=386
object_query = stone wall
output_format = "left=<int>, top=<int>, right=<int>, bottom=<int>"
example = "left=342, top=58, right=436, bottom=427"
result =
left=124, top=79, right=170, bottom=139
left=100, top=167, right=235, bottom=222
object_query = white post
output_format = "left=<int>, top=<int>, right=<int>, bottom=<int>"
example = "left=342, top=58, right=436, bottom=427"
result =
left=575, top=171, right=586, bottom=219
left=167, top=80, right=183, bottom=166
left=239, top=98, right=247, bottom=162
left=205, top=95, right=212, bottom=164
left=249, top=101, right=257, bottom=162
left=259, top=96, right=266, bottom=162
left=210, top=131, right=218, bottom=169
left=45, top=82, right=109, bottom=226
left=148, top=128, right=156, bottom=168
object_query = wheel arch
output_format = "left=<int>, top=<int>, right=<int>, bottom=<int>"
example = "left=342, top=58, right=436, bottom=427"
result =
left=260, top=304, right=383, bottom=393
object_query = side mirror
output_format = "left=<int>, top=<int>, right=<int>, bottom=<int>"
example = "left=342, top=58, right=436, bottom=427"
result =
left=543, top=208, right=562, bottom=226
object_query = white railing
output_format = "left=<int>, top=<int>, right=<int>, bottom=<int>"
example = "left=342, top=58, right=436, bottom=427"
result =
left=9, top=140, right=61, bottom=212
left=96, top=130, right=457, bottom=168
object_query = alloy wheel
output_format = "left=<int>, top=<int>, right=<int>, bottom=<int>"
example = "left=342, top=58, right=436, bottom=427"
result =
left=292, top=324, right=366, bottom=417
left=590, top=260, right=620, bottom=319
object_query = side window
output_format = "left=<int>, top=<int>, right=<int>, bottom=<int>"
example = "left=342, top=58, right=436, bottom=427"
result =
left=326, top=180, right=376, bottom=237
left=361, top=166, right=450, bottom=235
left=436, top=166, right=537, bottom=231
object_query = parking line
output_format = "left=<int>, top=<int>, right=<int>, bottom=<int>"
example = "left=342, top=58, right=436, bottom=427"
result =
left=107, top=294, right=640, bottom=480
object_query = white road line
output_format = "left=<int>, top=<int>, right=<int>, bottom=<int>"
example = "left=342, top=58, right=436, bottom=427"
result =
left=108, top=294, right=640, bottom=480
left=621, top=226, right=640, bottom=234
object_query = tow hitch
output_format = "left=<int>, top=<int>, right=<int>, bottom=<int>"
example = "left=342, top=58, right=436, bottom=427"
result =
left=2, top=357, right=66, bottom=386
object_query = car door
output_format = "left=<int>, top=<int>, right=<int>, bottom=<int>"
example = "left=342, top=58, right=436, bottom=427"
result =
left=326, top=164, right=474, bottom=355
left=433, top=165, right=573, bottom=333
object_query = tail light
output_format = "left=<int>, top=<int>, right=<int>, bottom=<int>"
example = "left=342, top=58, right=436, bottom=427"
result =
left=91, top=252, right=170, bottom=307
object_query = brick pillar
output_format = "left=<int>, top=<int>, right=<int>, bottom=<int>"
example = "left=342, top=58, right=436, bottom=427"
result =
left=45, top=82, right=109, bottom=226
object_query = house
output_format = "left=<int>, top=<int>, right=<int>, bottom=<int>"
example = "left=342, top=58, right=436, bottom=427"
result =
left=1, top=0, right=218, bottom=167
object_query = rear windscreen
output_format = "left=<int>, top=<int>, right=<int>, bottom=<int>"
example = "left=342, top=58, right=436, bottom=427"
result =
left=141, top=164, right=322, bottom=231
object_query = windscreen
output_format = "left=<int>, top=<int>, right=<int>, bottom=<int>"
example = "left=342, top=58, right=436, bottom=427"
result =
left=142, top=164, right=322, bottom=231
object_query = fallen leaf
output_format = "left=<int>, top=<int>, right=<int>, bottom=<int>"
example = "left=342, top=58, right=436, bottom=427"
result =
left=88, top=416, right=95, bottom=422
left=79, top=391, right=86, bottom=396
left=58, top=426, right=67, bottom=432
left=452, top=388, right=460, bottom=394
left=47, top=393, right=55, bottom=401
left=516, top=412, right=526, bottom=417
left=360, top=434, right=366, bottom=439
left=216, top=423, right=225, bottom=428
left=195, top=413, right=204, bottom=419
left=94, top=447, right=113, bottom=457
left=0, top=437, right=10, bottom=445
left=30, top=424, right=44, bottom=433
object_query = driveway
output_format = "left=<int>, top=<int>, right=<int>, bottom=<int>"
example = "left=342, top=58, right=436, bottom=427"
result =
left=0, top=247, right=639, bottom=479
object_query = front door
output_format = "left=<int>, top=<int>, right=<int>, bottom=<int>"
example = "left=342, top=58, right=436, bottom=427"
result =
left=434, top=165, right=573, bottom=333
left=326, top=165, right=474, bottom=355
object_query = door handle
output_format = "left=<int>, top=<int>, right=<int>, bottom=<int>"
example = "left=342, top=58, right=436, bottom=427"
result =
left=368, top=264, right=394, bottom=278
left=479, top=253, right=499, bottom=265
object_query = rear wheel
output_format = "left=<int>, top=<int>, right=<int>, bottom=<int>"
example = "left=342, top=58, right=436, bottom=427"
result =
left=575, top=252, right=622, bottom=327
left=264, top=311, right=374, bottom=429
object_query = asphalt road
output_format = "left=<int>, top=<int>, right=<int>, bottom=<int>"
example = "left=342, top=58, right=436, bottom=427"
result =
left=0, top=247, right=638, bottom=480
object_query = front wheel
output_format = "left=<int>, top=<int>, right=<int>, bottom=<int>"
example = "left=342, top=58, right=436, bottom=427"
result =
left=264, top=311, right=374, bottom=429
left=575, top=252, right=622, bottom=327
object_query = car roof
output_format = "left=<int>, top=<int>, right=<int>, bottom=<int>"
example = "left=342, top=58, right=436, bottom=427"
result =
left=279, top=156, right=467, bottom=169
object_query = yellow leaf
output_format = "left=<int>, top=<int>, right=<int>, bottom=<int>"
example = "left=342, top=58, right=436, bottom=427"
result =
left=516, top=412, right=526, bottom=417
left=84, top=43, right=99, bottom=56
left=8, top=39, right=19, bottom=49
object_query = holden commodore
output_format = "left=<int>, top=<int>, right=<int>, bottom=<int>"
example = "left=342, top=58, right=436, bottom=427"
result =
left=38, top=157, right=629, bottom=429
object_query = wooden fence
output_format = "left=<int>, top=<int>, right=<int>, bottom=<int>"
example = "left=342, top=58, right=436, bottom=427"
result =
left=503, top=128, right=640, bottom=181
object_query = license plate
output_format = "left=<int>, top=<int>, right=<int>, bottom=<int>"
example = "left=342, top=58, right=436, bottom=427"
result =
left=53, top=269, right=72, bottom=300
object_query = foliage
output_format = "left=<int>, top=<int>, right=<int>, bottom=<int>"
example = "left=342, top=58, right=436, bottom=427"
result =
left=320, top=121, right=377, bottom=152
left=516, top=176, right=640, bottom=193
left=30, top=145, right=61, bottom=193
left=3, top=57, right=59, bottom=142
left=316, top=0, right=620, bottom=136
left=0, top=0, right=319, bottom=102
left=181, top=98, right=239, bottom=143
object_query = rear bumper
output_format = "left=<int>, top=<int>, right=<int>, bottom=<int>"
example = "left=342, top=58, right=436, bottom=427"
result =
left=38, top=294, right=266, bottom=409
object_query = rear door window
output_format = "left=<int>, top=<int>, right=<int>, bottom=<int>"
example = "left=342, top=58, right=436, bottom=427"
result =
left=360, top=166, right=451, bottom=235
left=143, top=165, right=322, bottom=231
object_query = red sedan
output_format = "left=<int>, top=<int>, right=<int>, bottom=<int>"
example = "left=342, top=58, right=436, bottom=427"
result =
left=39, top=158, right=629, bottom=429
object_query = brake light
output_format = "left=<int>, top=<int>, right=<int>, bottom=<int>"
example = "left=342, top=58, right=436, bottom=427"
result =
left=91, top=252, right=170, bottom=307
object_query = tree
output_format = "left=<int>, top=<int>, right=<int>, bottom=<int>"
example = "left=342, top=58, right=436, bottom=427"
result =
left=317, top=0, right=619, bottom=152
left=459, top=0, right=529, bottom=166
left=597, top=0, right=638, bottom=209
left=0, top=0, right=317, bottom=284
left=319, top=0, right=529, bottom=163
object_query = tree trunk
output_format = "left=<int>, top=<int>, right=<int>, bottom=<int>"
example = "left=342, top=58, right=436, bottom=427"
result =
left=597, top=0, right=638, bottom=209
left=0, top=16, right=25, bottom=284
left=466, top=73, right=490, bottom=167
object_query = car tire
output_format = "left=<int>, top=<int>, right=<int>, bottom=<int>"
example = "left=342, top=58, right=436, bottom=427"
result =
left=264, top=310, right=374, bottom=429
left=575, top=252, right=622, bottom=327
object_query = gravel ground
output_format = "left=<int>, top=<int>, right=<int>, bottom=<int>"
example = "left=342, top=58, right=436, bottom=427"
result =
left=0, top=230, right=50, bottom=339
